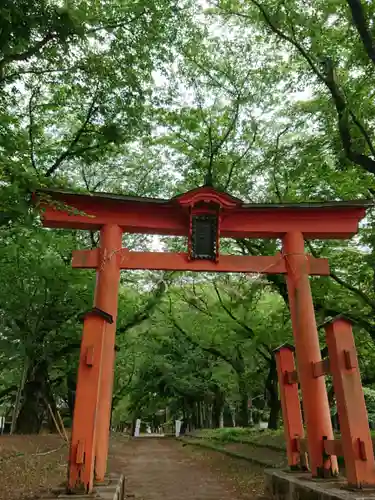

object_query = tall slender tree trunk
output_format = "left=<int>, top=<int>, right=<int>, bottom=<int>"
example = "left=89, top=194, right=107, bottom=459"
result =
left=198, top=401, right=203, bottom=428
left=230, top=407, right=236, bottom=427
left=212, top=389, right=225, bottom=428
left=198, top=401, right=204, bottom=428
left=66, top=371, right=76, bottom=418
left=268, top=398, right=281, bottom=430
left=208, top=403, right=213, bottom=428
left=219, top=408, right=224, bottom=428
left=237, top=376, right=250, bottom=427
left=266, top=357, right=281, bottom=430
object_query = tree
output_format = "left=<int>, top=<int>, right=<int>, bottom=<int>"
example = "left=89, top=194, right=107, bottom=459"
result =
left=214, top=0, right=375, bottom=176
left=1, top=0, right=192, bottom=226
left=3, top=0, right=375, bottom=436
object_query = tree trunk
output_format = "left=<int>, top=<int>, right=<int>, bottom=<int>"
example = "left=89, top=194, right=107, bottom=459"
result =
left=15, top=361, right=49, bottom=434
left=208, top=403, right=213, bottom=428
left=219, top=408, right=224, bottom=428
left=10, top=357, right=28, bottom=434
left=203, top=402, right=210, bottom=428
left=197, top=401, right=204, bottom=429
left=237, top=376, right=250, bottom=427
left=212, top=389, right=225, bottom=428
left=66, top=371, right=76, bottom=418
left=266, top=357, right=281, bottom=430
left=191, top=402, right=198, bottom=430
left=199, top=401, right=204, bottom=428
left=268, top=398, right=281, bottom=430
left=230, top=407, right=236, bottom=427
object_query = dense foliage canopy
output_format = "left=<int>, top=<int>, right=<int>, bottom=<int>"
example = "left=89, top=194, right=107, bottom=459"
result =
left=1, top=0, right=375, bottom=433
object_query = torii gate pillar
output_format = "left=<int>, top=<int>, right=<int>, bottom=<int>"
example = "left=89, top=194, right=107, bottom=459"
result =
left=94, top=225, right=123, bottom=483
left=283, top=231, right=338, bottom=477
left=68, top=224, right=122, bottom=491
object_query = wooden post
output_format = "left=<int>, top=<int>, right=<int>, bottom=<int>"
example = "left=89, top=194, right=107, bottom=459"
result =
left=274, top=344, right=306, bottom=469
left=94, top=224, right=123, bottom=483
left=283, top=232, right=338, bottom=477
left=67, top=310, right=109, bottom=492
left=324, top=317, right=375, bottom=487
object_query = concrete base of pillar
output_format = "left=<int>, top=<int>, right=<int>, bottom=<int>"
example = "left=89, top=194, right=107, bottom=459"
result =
left=44, top=474, right=125, bottom=500
left=94, top=474, right=125, bottom=500
left=265, top=469, right=375, bottom=500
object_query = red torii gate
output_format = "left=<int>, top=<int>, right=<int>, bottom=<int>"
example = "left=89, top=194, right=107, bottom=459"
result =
left=34, top=186, right=371, bottom=492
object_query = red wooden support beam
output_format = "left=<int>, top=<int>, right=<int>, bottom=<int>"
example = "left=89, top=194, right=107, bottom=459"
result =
left=68, top=311, right=107, bottom=493
left=324, top=317, right=375, bottom=487
left=72, top=250, right=330, bottom=275
left=274, top=344, right=307, bottom=470
left=283, top=232, right=338, bottom=478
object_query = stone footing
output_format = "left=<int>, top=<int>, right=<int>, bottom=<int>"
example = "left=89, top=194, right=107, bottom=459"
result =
left=265, top=469, right=375, bottom=500
left=42, top=474, right=125, bottom=500
left=94, top=474, right=125, bottom=500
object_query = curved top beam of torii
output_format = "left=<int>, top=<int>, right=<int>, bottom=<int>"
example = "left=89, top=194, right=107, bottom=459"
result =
left=34, top=186, right=371, bottom=240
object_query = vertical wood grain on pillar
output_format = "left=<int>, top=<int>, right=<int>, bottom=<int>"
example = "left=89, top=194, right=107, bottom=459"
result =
left=283, top=231, right=338, bottom=477
left=274, top=345, right=306, bottom=469
left=325, top=317, right=375, bottom=487
left=68, top=313, right=106, bottom=493
left=94, top=224, right=123, bottom=482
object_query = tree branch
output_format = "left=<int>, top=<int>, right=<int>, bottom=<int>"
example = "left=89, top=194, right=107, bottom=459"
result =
left=212, top=99, right=241, bottom=158
left=224, top=133, right=255, bottom=191
left=167, top=124, right=201, bottom=153
left=305, top=241, right=375, bottom=311
left=0, top=33, right=57, bottom=80
left=346, top=0, right=375, bottom=65
left=212, top=280, right=272, bottom=360
left=271, top=126, right=290, bottom=201
left=112, top=358, right=136, bottom=406
left=45, top=88, right=99, bottom=177
left=86, top=9, right=147, bottom=34
left=171, top=316, right=236, bottom=368
left=179, top=291, right=214, bottom=317
left=28, top=88, right=39, bottom=173
left=213, top=281, right=255, bottom=338
left=3, top=66, right=82, bottom=84
left=220, top=2, right=325, bottom=82
left=182, top=51, right=237, bottom=96
left=0, top=385, right=18, bottom=403
left=349, top=109, right=375, bottom=158
left=117, top=276, right=170, bottom=335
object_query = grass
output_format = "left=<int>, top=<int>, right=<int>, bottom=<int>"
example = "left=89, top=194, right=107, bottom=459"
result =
left=190, top=427, right=286, bottom=451
left=191, top=426, right=375, bottom=469
left=179, top=437, right=280, bottom=467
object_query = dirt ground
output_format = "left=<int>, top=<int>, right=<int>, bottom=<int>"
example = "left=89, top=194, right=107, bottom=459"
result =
left=0, top=434, right=267, bottom=500
left=0, top=434, right=67, bottom=500
left=110, top=437, right=266, bottom=500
